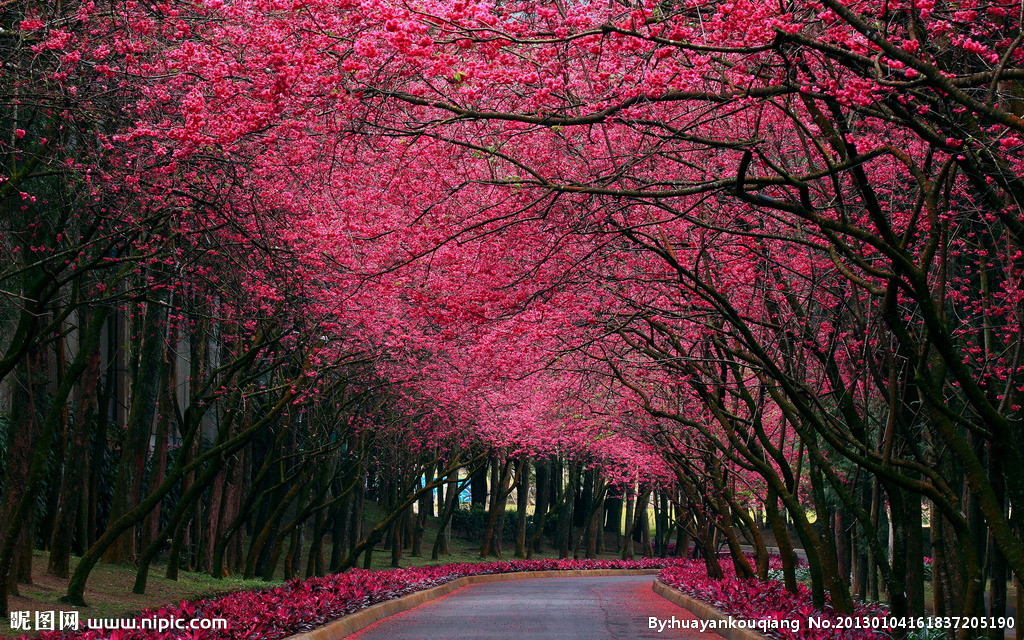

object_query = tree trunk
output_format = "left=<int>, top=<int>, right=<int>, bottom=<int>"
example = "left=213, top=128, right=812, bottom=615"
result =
left=348, top=480, right=364, bottom=554
left=306, top=509, right=328, bottom=577
left=514, top=456, right=530, bottom=559
left=621, top=485, right=635, bottom=560
left=531, top=459, right=550, bottom=555
left=605, top=487, right=622, bottom=553
left=48, top=332, right=101, bottom=578
left=766, top=487, right=799, bottom=593
left=40, top=333, right=67, bottom=551
left=470, top=461, right=488, bottom=509
left=3, top=340, right=49, bottom=592
left=557, top=462, right=579, bottom=559
left=14, top=515, right=34, bottom=586
left=655, top=491, right=668, bottom=557
left=142, top=333, right=174, bottom=555
left=480, top=458, right=513, bottom=558
left=412, top=478, right=429, bottom=556
left=432, top=470, right=467, bottom=560
left=104, top=285, right=168, bottom=563
left=637, top=490, right=652, bottom=557
left=329, top=488, right=351, bottom=573
left=585, top=475, right=606, bottom=559
left=389, top=505, right=404, bottom=567
left=835, top=510, right=851, bottom=586
left=283, top=524, right=302, bottom=580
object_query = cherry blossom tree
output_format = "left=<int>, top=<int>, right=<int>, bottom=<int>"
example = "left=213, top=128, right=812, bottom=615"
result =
left=3, top=0, right=1024, bottom=633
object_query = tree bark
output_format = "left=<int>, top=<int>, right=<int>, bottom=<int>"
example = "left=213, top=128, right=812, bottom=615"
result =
left=431, top=470, right=468, bottom=560
left=557, top=462, right=579, bottom=559
left=514, top=456, right=530, bottom=559
left=530, top=459, right=550, bottom=555
left=621, top=485, right=635, bottom=560
left=48, top=325, right=101, bottom=578
left=480, top=458, right=513, bottom=558
left=103, top=284, right=168, bottom=563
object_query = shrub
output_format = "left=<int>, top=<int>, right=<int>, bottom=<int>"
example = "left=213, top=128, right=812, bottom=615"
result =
left=659, top=564, right=889, bottom=640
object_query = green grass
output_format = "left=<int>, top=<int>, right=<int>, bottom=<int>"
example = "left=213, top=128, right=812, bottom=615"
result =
left=1, top=551, right=278, bottom=638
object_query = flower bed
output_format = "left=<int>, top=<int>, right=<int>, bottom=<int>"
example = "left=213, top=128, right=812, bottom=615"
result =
left=29, top=558, right=687, bottom=640
left=658, top=564, right=889, bottom=640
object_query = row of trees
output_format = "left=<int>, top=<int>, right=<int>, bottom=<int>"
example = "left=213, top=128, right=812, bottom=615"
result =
left=3, top=1, right=1024, bottom=639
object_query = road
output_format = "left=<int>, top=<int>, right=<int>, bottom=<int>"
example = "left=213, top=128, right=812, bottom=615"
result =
left=347, top=575, right=721, bottom=640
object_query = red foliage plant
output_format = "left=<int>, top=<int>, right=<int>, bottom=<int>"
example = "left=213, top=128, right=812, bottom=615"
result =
left=658, top=565, right=890, bottom=640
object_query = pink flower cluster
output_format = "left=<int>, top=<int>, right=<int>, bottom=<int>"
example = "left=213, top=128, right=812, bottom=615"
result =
left=658, top=565, right=889, bottom=640
left=29, top=559, right=687, bottom=640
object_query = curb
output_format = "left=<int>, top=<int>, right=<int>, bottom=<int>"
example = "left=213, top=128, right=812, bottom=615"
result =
left=284, top=568, right=661, bottom=640
left=652, top=580, right=772, bottom=640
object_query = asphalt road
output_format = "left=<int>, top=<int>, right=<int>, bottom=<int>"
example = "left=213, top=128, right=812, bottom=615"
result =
left=347, top=575, right=721, bottom=640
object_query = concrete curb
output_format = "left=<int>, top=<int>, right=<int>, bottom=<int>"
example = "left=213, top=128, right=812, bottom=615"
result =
left=284, top=568, right=662, bottom=640
left=652, top=580, right=772, bottom=640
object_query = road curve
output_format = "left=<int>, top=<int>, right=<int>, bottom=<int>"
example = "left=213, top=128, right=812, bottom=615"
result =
left=347, top=574, right=720, bottom=640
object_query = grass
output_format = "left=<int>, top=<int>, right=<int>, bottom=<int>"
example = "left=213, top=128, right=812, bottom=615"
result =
left=2, top=551, right=274, bottom=638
